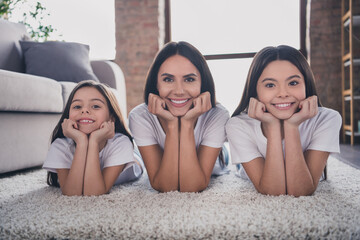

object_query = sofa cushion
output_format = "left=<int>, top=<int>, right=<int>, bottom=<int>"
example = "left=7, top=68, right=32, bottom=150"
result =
left=0, top=70, right=63, bottom=113
left=59, top=81, right=77, bottom=108
left=0, top=19, right=30, bottom=72
left=20, top=41, right=99, bottom=83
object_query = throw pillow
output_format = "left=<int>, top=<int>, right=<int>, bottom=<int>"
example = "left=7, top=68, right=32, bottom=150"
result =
left=20, top=41, right=99, bottom=83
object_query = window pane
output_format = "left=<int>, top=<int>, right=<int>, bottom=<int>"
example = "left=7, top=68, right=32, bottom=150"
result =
left=171, top=0, right=300, bottom=55
left=207, top=58, right=253, bottom=114
left=9, top=0, right=115, bottom=60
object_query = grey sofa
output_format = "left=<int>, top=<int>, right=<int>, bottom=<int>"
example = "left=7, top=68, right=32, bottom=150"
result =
left=0, top=19, right=128, bottom=174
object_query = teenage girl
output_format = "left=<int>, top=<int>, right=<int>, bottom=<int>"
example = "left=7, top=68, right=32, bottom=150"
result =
left=226, top=45, right=341, bottom=197
left=129, top=41, right=229, bottom=193
left=43, top=80, right=142, bottom=196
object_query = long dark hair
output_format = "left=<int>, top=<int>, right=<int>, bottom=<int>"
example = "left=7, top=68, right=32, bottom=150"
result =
left=47, top=80, right=132, bottom=187
left=232, top=45, right=321, bottom=117
left=232, top=45, right=326, bottom=179
left=144, top=41, right=216, bottom=107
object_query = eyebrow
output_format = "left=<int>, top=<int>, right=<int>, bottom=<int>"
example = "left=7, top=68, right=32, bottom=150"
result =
left=160, top=73, right=198, bottom=78
left=260, top=74, right=302, bottom=83
left=71, top=98, right=106, bottom=104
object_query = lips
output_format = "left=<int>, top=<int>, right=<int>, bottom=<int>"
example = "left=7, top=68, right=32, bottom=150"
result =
left=78, top=118, right=94, bottom=124
left=169, top=98, right=190, bottom=107
left=272, top=102, right=293, bottom=110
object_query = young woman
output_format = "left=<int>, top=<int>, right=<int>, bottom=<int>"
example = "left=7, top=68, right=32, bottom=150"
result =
left=129, top=41, right=229, bottom=193
left=43, top=80, right=143, bottom=196
left=226, top=45, right=342, bottom=197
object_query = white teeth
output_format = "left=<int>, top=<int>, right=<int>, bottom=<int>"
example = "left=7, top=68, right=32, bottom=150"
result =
left=171, top=99, right=188, bottom=104
left=79, top=120, right=94, bottom=123
left=275, top=103, right=291, bottom=108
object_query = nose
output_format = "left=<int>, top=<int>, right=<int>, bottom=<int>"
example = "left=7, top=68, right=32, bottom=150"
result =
left=81, top=108, right=90, bottom=114
left=173, top=81, right=184, bottom=95
left=277, top=85, right=289, bottom=98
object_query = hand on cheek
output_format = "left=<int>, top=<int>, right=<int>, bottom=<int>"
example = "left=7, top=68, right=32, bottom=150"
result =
left=148, top=93, right=176, bottom=122
left=248, top=97, right=278, bottom=124
left=182, top=92, right=212, bottom=123
left=286, top=96, right=318, bottom=126
left=90, top=121, right=115, bottom=148
left=62, top=119, right=87, bottom=143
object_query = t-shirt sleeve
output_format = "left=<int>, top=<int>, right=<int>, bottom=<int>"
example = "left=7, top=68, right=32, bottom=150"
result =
left=226, top=116, right=263, bottom=164
left=42, top=138, right=73, bottom=173
left=307, top=109, right=342, bottom=153
left=102, top=134, right=134, bottom=168
left=201, top=106, right=230, bottom=148
left=129, top=107, right=158, bottom=146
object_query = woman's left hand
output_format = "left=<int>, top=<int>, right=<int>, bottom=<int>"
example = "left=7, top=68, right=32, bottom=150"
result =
left=286, top=96, right=318, bottom=126
left=89, top=121, right=115, bottom=149
left=182, top=92, right=212, bottom=124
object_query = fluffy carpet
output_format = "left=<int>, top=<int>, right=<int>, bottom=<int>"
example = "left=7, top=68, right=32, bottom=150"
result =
left=0, top=156, right=359, bottom=239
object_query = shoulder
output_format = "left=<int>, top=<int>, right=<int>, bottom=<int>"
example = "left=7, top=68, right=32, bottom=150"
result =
left=129, top=103, right=149, bottom=119
left=108, top=133, right=132, bottom=147
left=226, top=112, right=256, bottom=129
left=204, top=103, right=229, bottom=120
left=51, top=137, right=74, bottom=150
left=312, top=107, right=342, bottom=126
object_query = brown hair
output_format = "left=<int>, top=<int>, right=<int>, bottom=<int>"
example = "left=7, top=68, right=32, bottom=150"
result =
left=47, top=80, right=132, bottom=187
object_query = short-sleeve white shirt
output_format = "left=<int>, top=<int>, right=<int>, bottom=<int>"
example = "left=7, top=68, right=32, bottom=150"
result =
left=43, top=133, right=140, bottom=184
left=226, top=107, right=342, bottom=164
left=129, top=103, right=229, bottom=149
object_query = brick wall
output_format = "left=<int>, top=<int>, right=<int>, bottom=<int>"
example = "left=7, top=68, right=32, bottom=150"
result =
left=114, top=0, right=165, bottom=115
left=308, top=0, right=342, bottom=113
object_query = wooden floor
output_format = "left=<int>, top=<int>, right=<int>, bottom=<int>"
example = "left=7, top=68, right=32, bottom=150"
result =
left=335, top=144, right=360, bottom=170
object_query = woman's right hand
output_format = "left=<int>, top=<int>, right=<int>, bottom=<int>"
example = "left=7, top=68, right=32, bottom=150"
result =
left=248, top=97, right=278, bottom=124
left=148, top=93, right=177, bottom=122
left=62, top=118, right=87, bottom=143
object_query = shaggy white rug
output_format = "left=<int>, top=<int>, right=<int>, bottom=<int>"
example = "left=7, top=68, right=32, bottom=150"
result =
left=0, top=156, right=359, bottom=239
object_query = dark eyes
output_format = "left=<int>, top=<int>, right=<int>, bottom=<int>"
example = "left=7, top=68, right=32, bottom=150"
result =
left=265, top=83, right=275, bottom=88
left=264, top=81, right=299, bottom=88
left=162, top=77, right=195, bottom=83
left=289, top=81, right=299, bottom=86
left=72, top=105, right=101, bottom=109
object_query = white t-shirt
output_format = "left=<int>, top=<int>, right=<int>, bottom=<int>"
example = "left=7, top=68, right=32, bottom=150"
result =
left=226, top=107, right=342, bottom=165
left=43, top=133, right=142, bottom=185
left=129, top=103, right=229, bottom=149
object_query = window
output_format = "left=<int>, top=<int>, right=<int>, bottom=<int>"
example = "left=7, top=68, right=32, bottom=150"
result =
left=8, top=0, right=115, bottom=60
left=167, top=0, right=305, bottom=113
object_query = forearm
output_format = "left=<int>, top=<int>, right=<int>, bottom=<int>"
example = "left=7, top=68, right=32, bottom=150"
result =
left=178, top=122, right=207, bottom=192
left=258, top=125, right=286, bottom=195
left=284, top=123, right=315, bottom=196
left=60, top=142, right=88, bottom=196
left=152, top=126, right=180, bottom=192
left=83, top=142, right=107, bottom=196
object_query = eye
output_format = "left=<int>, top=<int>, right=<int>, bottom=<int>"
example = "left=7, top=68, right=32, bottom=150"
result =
left=265, top=83, right=275, bottom=88
left=92, top=105, right=101, bottom=109
left=185, top=77, right=195, bottom=83
left=72, top=105, right=81, bottom=109
left=163, top=77, right=173, bottom=82
left=289, top=80, right=299, bottom=86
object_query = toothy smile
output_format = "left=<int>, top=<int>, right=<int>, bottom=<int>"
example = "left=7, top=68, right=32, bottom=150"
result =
left=170, top=99, right=189, bottom=104
left=79, top=119, right=94, bottom=123
left=274, top=103, right=292, bottom=108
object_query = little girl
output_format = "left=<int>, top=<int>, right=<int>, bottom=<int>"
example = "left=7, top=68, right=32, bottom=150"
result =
left=43, top=80, right=142, bottom=196
left=226, top=45, right=342, bottom=197
left=129, top=41, right=229, bottom=193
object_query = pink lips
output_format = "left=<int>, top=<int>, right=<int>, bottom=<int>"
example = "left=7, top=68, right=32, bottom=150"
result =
left=168, top=98, right=190, bottom=108
left=77, top=118, right=94, bottom=124
left=272, top=102, right=293, bottom=110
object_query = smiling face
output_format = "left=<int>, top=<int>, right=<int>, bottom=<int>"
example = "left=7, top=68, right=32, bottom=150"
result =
left=256, top=60, right=306, bottom=120
left=157, top=54, right=201, bottom=117
left=69, top=87, right=111, bottom=134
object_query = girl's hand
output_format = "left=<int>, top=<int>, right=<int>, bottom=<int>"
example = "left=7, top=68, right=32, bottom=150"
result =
left=182, top=92, right=212, bottom=124
left=62, top=119, right=87, bottom=143
left=148, top=93, right=177, bottom=122
left=286, top=96, right=318, bottom=127
left=89, top=121, right=115, bottom=149
left=248, top=97, right=278, bottom=124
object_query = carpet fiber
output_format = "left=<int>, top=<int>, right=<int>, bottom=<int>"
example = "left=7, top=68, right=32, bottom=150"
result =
left=1, top=156, right=359, bottom=239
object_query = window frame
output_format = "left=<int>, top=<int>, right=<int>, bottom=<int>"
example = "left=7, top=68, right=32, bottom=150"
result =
left=164, top=0, right=307, bottom=60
